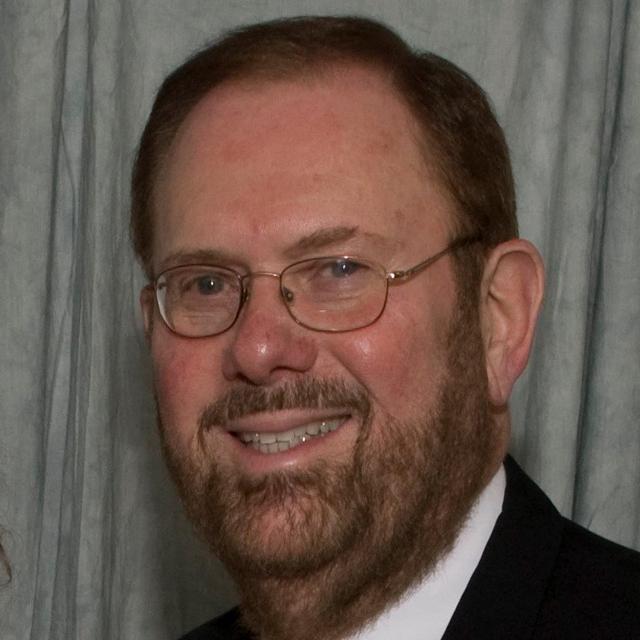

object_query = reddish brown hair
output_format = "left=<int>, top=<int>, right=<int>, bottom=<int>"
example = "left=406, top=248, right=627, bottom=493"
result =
left=131, top=16, right=517, bottom=281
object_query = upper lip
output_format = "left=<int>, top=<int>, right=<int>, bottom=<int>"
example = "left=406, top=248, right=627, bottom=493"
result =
left=225, top=409, right=351, bottom=434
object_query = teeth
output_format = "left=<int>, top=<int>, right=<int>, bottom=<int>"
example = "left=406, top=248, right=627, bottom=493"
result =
left=236, top=418, right=345, bottom=454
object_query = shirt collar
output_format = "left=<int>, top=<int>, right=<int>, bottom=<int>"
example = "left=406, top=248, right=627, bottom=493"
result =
left=351, top=464, right=506, bottom=640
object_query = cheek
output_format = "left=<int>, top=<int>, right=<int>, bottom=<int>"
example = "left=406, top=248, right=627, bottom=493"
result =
left=151, top=331, right=223, bottom=445
left=334, top=304, right=447, bottom=411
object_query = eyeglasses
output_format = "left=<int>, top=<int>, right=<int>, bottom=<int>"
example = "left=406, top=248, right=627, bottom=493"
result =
left=150, top=234, right=480, bottom=338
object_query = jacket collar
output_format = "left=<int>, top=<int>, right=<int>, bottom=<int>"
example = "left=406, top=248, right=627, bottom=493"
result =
left=442, top=456, right=564, bottom=639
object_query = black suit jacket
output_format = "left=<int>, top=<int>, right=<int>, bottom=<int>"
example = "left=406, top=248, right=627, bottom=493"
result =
left=179, top=457, right=640, bottom=639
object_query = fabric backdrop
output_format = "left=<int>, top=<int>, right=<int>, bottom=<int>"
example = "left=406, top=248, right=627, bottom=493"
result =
left=1, top=1, right=638, bottom=638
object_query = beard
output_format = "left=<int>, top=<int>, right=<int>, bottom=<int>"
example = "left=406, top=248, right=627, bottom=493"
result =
left=157, top=289, right=498, bottom=637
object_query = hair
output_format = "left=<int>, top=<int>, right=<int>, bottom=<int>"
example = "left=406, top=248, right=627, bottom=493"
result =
left=131, top=15, right=518, bottom=292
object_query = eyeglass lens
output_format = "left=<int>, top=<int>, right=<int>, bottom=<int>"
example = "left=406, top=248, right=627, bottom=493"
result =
left=156, top=257, right=388, bottom=336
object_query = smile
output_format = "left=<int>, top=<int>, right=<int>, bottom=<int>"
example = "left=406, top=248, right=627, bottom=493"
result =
left=234, top=417, right=347, bottom=454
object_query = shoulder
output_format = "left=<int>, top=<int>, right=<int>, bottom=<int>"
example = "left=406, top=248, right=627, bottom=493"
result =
left=535, top=517, right=640, bottom=637
left=558, top=517, right=640, bottom=589
left=446, top=457, right=640, bottom=639
left=503, top=456, right=640, bottom=637
left=178, top=608, right=254, bottom=640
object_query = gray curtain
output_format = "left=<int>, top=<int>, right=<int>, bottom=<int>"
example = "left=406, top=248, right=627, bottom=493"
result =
left=1, top=1, right=638, bottom=638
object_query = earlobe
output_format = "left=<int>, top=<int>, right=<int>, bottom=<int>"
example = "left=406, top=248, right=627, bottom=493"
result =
left=480, top=239, right=544, bottom=407
left=140, top=286, right=155, bottom=342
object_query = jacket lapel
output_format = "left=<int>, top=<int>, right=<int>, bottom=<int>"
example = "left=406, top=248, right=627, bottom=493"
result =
left=442, top=456, right=564, bottom=639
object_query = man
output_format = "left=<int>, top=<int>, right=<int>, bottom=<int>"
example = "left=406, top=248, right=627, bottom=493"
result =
left=132, top=16, right=640, bottom=640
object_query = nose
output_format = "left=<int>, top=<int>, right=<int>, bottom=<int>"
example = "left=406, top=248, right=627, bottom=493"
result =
left=221, top=273, right=318, bottom=385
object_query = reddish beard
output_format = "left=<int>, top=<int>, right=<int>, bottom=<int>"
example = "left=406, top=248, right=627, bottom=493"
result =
left=157, top=291, right=499, bottom=639
left=162, top=377, right=375, bottom=577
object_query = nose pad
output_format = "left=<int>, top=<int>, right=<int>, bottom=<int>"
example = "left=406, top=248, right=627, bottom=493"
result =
left=282, top=286, right=295, bottom=304
left=235, top=275, right=299, bottom=335
left=240, top=272, right=296, bottom=305
left=239, top=271, right=283, bottom=311
left=222, top=275, right=317, bottom=384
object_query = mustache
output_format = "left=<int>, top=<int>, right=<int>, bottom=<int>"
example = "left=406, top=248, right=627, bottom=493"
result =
left=199, top=378, right=371, bottom=430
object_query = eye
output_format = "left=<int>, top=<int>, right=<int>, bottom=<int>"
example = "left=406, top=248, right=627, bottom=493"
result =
left=330, top=259, right=361, bottom=278
left=195, top=274, right=225, bottom=295
left=283, top=257, right=374, bottom=298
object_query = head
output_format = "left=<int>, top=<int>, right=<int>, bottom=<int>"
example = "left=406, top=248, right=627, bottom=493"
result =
left=133, top=15, right=543, bottom=638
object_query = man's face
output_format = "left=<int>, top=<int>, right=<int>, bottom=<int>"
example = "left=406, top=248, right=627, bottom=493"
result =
left=144, top=66, right=500, bottom=582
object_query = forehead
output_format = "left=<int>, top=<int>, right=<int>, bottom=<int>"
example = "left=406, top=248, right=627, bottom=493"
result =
left=153, top=65, right=456, bottom=270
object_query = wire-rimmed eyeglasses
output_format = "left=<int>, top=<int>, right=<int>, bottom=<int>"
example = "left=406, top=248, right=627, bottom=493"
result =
left=149, top=234, right=480, bottom=338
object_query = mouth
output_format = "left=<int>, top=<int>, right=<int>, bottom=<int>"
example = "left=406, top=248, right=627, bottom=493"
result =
left=231, top=415, right=349, bottom=454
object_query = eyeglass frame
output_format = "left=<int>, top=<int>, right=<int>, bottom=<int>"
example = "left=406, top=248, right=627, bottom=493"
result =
left=148, top=233, right=482, bottom=338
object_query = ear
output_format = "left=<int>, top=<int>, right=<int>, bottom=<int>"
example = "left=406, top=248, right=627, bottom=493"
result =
left=139, top=285, right=155, bottom=342
left=480, top=239, right=544, bottom=407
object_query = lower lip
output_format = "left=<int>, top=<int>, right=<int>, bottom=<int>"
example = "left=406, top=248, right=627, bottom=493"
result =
left=224, top=417, right=357, bottom=474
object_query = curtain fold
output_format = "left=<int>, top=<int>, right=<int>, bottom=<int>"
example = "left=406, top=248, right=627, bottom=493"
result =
left=1, top=1, right=638, bottom=638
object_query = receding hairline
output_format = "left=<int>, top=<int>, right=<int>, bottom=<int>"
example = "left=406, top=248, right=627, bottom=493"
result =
left=149, top=59, right=460, bottom=256
left=132, top=16, right=517, bottom=279
left=154, top=56, right=402, bottom=164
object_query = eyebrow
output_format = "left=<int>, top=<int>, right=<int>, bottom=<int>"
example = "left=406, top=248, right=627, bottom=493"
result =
left=157, top=248, right=235, bottom=274
left=283, top=225, right=394, bottom=259
left=157, top=225, right=395, bottom=274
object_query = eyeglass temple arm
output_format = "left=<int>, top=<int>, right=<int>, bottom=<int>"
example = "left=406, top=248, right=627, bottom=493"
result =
left=387, top=233, right=482, bottom=282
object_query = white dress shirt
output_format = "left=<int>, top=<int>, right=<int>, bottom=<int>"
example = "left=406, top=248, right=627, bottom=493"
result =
left=352, top=465, right=506, bottom=640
